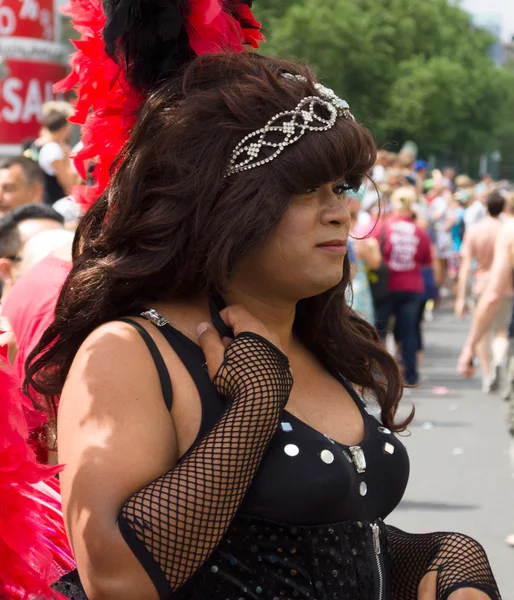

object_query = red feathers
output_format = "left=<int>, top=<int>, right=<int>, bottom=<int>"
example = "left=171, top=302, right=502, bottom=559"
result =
left=0, top=367, right=73, bottom=599
left=233, top=2, right=264, bottom=48
left=55, top=0, right=263, bottom=210
left=185, top=0, right=264, bottom=55
left=54, top=0, right=142, bottom=209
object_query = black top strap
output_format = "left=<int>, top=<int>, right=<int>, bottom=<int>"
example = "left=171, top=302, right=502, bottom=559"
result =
left=119, top=318, right=173, bottom=412
left=209, top=295, right=233, bottom=338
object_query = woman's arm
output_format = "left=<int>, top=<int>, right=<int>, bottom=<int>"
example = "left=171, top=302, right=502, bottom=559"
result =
left=118, top=308, right=293, bottom=595
left=58, top=321, right=176, bottom=599
left=387, top=526, right=500, bottom=600
left=59, top=307, right=292, bottom=599
left=52, top=157, right=80, bottom=194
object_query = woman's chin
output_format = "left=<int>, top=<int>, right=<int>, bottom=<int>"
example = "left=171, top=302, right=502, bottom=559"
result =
left=303, top=274, right=344, bottom=298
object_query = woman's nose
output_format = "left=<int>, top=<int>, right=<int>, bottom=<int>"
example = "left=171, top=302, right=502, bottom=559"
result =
left=322, top=196, right=351, bottom=226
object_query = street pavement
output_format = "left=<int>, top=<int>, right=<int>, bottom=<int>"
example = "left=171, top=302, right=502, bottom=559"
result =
left=386, top=309, right=514, bottom=598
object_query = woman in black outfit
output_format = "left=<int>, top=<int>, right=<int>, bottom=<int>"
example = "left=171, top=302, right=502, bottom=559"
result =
left=26, top=4, right=500, bottom=600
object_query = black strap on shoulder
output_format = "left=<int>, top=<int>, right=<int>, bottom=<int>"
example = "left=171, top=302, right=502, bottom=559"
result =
left=119, top=318, right=173, bottom=412
left=209, top=294, right=234, bottom=338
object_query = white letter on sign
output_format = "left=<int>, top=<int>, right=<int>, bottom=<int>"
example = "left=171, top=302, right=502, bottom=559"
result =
left=0, top=4, right=16, bottom=35
left=2, top=78, right=23, bottom=123
left=22, top=79, right=43, bottom=122
left=20, top=0, right=40, bottom=21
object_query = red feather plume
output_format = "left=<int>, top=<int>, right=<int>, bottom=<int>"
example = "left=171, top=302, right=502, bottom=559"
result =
left=185, top=0, right=264, bottom=55
left=54, top=0, right=143, bottom=209
left=55, top=0, right=263, bottom=210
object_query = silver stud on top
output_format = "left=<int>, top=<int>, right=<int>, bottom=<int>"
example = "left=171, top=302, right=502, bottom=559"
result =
left=383, top=442, right=395, bottom=455
left=320, top=449, right=335, bottom=464
left=284, top=444, right=300, bottom=457
left=359, top=482, right=368, bottom=496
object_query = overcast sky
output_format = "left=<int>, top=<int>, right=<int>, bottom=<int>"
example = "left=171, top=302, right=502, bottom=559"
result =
left=461, top=0, right=514, bottom=41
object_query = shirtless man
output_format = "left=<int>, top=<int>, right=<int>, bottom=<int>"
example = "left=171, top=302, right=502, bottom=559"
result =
left=457, top=190, right=514, bottom=548
left=458, top=191, right=514, bottom=402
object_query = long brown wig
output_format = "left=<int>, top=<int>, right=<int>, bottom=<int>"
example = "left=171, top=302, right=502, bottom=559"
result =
left=25, top=52, right=411, bottom=433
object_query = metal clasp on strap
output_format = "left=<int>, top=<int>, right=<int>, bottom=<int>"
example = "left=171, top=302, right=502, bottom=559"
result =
left=141, top=309, right=169, bottom=327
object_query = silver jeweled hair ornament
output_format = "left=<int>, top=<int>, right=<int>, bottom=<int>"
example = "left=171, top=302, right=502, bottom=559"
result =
left=225, top=73, right=355, bottom=177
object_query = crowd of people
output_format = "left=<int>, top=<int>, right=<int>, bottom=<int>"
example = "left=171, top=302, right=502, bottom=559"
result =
left=345, top=149, right=513, bottom=395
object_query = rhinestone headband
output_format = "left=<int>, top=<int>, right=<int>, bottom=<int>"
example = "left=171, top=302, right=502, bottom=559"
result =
left=226, top=73, right=354, bottom=177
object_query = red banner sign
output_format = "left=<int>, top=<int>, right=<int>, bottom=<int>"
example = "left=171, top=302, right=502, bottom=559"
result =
left=0, top=58, right=67, bottom=145
left=0, top=1, right=69, bottom=152
left=0, top=0, right=56, bottom=41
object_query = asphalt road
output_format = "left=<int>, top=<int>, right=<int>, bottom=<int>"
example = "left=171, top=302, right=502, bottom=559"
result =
left=386, top=309, right=514, bottom=598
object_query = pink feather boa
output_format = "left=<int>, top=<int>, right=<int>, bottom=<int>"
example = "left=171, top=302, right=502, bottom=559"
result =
left=0, top=367, right=74, bottom=599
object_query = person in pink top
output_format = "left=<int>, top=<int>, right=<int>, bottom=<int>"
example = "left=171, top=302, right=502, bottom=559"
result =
left=456, top=191, right=512, bottom=392
left=373, top=186, right=432, bottom=385
left=2, top=248, right=72, bottom=463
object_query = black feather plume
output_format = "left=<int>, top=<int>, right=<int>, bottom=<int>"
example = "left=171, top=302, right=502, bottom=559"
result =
left=102, top=0, right=192, bottom=90
left=102, top=0, right=261, bottom=91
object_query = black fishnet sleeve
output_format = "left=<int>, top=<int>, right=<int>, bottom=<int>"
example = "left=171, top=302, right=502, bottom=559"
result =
left=118, top=332, right=293, bottom=595
left=387, top=525, right=502, bottom=600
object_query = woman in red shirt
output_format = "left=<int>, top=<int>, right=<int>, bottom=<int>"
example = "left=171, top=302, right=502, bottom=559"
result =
left=374, top=187, right=432, bottom=385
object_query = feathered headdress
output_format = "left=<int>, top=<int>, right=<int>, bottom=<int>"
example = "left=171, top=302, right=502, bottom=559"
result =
left=55, top=0, right=263, bottom=209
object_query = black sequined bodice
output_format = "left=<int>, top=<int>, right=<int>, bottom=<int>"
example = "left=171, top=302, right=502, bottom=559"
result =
left=173, top=516, right=392, bottom=600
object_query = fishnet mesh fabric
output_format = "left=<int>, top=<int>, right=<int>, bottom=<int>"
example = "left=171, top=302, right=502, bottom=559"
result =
left=387, top=526, right=501, bottom=600
left=119, top=332, right=293, bottom=592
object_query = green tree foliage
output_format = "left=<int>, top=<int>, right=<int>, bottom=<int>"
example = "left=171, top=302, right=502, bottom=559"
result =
left=496, top=68, right=514, bottom=179
left=253, top=0, right=514, bottom=168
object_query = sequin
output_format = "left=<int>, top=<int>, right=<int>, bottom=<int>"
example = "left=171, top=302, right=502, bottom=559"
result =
left=359, top=482, right=368, bottom=496
left=383, top=442, right=395, bottom=455
left=378, top=426, right=392, bottom=434
left=256, top=586, right=263, bottom=593
left=211, top=565, right=219, bottom=573
left=320, top=449, right=335, bottom=464
left=284, top=444, right=300, bottom=457
left=281, top=422, right=293, bottom=432
left=342, top=450, right=353, bottom=463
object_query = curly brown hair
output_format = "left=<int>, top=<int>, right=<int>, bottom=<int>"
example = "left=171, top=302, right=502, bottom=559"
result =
left=25, top=52, right=411, bottom=433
